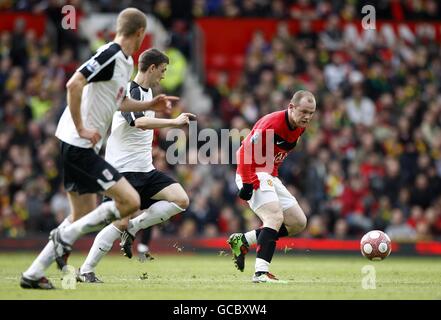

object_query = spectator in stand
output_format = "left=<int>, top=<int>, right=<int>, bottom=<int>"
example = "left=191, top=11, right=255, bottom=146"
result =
left=290, top=0, right=318, bottom=20
left=386, top=208, right=417, bottom=241
left=324, top=51, right=349, bottom=93
left=344, top=85, right=376, bottom=127
left=319, top=14, right=344, bottom=51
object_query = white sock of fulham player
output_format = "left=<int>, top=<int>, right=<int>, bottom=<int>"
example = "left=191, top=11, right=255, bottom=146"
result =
left=127, top=201, right=184, bottom=236
left=61, top=201, right=121, bottom=245
left=137, top=243, right=149, bottom=254
left=23, top=217, right=72, bottom=280
left=244, top=230, right=258, bottom=246
left=80, top=224, right=122, bottom=274
left=255, top=258, right=270, bottom=273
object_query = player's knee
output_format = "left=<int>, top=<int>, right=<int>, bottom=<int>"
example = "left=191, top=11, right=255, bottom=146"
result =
left=120, top=192, right=140, bottom=216
left=175, top=193, right=190, bottom=210
left=114, top=219, right=129, bottom=230
left=274, top=214, right=285, bottom=229
left=295, top=214, right=307, bottom=233
left=287, top=214, right=307, bottom=235
left=129, top=192, right=141, bottom=212
left=266, top=212, right=284, bottom=230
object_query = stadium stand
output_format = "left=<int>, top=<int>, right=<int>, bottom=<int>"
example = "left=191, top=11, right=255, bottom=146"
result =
left=1, top=0, right=440, bottom=248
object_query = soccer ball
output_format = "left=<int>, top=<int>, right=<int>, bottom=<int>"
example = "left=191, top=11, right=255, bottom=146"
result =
left=360, top=230, right=391, bottom=261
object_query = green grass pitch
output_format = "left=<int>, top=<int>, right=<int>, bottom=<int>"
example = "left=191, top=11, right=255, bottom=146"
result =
left=0, top=252, right=440, bottom=299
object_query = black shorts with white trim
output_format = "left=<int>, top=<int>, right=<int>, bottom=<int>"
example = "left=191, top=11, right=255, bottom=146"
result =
left=103, top=170, right=176, bottom=209
left=60, top=141, right=122, bottom=195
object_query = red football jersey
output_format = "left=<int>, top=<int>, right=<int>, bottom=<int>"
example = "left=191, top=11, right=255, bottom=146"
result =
left=236, top=110, right=305, bottom=188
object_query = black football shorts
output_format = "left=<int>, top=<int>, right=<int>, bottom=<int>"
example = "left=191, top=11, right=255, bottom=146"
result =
left=61, top=141, right=122, bottom=194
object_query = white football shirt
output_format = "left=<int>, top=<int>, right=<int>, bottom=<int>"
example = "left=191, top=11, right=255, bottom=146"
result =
left=105, top=81, right=155, bottom=173
left=55, top=42, right=134, bottom=153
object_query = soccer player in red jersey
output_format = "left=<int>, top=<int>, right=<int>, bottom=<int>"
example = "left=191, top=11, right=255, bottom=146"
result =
left=228, top=90, right=316, bottom=283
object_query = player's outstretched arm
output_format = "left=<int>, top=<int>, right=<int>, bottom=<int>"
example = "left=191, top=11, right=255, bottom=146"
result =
left=66, top=72, right=101, bottom=145
left=134, top=113, right=196, bottom=130
left=120, top=94, right=179, bottom=113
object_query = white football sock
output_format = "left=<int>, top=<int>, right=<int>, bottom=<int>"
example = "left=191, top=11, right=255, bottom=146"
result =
left=127, top=201, right=184, bottom=236
left=255, top=258, right=270, bottom=273
left=244, top=230, right=257, bottom=245
left=23, top=217, right=72, bottom=280
left=60, top=201, right=121, bottom=245
left=80, top=224, right=122, bottom=274
left=137, top=243, right=149, bottom=254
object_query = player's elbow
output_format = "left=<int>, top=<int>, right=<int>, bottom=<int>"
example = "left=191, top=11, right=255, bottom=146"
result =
left=296, top=214, right=307, bottom=233
left=66, top=72, right=86, bottom=92
left=65, top=79, right=75, bottom=90
left=66, top=78, right=83, bottom=92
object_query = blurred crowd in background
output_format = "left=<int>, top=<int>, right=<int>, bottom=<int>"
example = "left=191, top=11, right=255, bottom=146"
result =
left=1, top=0, right=441, bottom=242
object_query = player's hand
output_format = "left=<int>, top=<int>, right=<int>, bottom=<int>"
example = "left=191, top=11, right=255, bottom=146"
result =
left=238, top=183, right=254, bottom=201
left=149, top=94, right=179, bottom=113
left=173, top=113, right=197, bottom=127
left=78, top=127, right=101, bottom=146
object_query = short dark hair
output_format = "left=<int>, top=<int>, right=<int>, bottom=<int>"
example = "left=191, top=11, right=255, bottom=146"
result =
left=138, top=49, right=169, bottom=72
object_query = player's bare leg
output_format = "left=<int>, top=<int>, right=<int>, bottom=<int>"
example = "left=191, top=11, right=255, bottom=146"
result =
left=77, top=217, right=131, bottom=283
left=281, top=202, right=307, bottom=236
left=78, top=183, right=188, bottom=281
left=51, top=178, right=140, bottom=270
left=20, top=193, right=96, bottom=289
left=68, top=193, right=99, bottom=221
left=122, top=183, right=189, bottom=257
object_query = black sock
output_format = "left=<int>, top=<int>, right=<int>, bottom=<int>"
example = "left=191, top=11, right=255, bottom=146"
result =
left=277, top=224, right=288, bottom=238
left=140, top=227, right=152, bottom=245
left=256, top=227, right=278, bottom=264
left=255, top=223, right=288, bottom=240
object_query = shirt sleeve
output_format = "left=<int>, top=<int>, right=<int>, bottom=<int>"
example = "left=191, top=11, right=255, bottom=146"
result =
left=121, top=111, right=144, bottom=127
left=237, top=120, right=274, bottom=188
left=77, top=43, right=120, bottom=83
left=238, top=132, right=261, bottom=189
left=121, top=86, right=144, bottom=126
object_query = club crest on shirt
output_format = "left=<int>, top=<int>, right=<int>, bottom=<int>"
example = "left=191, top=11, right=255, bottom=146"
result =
left=116, top=87, right=125, bottom=102
left=267, top=179, right=273, bottom=187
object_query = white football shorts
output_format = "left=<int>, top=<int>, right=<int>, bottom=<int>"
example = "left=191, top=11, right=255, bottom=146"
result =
left=235, top=172, right=299, bottom=212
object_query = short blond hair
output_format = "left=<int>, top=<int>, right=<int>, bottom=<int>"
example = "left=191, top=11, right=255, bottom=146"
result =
left=116, top=8, right=146, bottom=36
left=291, top=90, right=316, bottom=106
